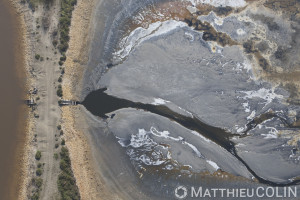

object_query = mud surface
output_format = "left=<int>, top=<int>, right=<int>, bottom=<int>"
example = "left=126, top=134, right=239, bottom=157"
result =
left=81, top=0, right=300, bottom=199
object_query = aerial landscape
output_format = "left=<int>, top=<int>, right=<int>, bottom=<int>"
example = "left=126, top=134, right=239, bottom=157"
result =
left=1, top=0, right=300, bottom=199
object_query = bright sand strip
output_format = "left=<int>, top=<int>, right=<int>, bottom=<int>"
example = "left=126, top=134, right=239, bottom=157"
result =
left=62, top=0, right=119, bottom=199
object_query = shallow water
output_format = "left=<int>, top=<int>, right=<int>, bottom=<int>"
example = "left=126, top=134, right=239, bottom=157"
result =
left=0, top=1, right=26, bottom=199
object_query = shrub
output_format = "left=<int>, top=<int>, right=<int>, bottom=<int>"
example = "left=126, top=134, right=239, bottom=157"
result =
left=55, top=143, right=59, bottom=149
left=54, top=153, right=59, bottom=160
left=60, top=55, right=66, bottom=62
left=58, top=0, right=77, bottom=54
left=61, top=139, right=65, bottom=146
left=32, top=177, right=43, bottom=189
left=57, top=125, right=62, bottom=130
left=52, top=40, right=58, bottom=47
left=57, top=146, right=80, bottom=200
left=35, top=54, right=40, bottom=60
left=37, top=163, right=42, bottom=168
left=30, top=177, right=43, bottom=200
left=57, top=85, right=63, bottom=97
left=30, top=192, right=39, bottom=200
left=60, top=130, right=64, bottom=136
left=58, top=76, right=62, bottom=83
left=35, top=151, right=42, bottom=160
left=36, top=168, right=42, bottom=176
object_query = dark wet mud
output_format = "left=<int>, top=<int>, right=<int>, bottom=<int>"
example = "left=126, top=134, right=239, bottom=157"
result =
left=82, top=88, right=300, bottom=186
left=80, top=1, right=300, bottom=198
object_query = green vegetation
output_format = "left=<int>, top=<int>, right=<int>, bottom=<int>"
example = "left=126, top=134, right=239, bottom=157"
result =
left=57, top=147, right=80, bottom=200
left=35, top=54, right=40, bottom=60
left=61, top=139, right=65, bottom=146
left=58, top=0, right=77, bottom=55
left=60, top=55, right=66, bottom=62
left=37, top=163, right=42, bottom=168
left=54, top=153, right=59, bottom=160
left=60, top=130, right=64, bottom=136
left=58, top=76, right=62, bottom=83
left=26, top=0, right=54, bottom=11
left=30, top=177, right=43, bottom=200
left=57, top=84, right=63, bottom=97
left=57, top=125, right=62, bottom=130
left=55, top=143, right=59, bottom=149
left=52, top=39, right=58, bottom=47
left=30, top=161, right=44, bottom=199
left=36, top=168, right=43, bottom=176
left=35, top=151, right=42, bottom=160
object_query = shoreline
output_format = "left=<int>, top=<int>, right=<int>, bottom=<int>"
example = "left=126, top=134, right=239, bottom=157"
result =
left=6, top=0, right=103, bottom=198
left=6, top=0, right=35, bottom=199
left=62, top=0, right=105, bottom=199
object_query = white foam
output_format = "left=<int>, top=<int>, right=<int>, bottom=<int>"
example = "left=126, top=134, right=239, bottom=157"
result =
left=235, top=143, right=245, bottom=147
left=129, top=129, right=153, bottom=148
left=191, top=131, right=211, bottom=143
left=235, top=61, right=252, bottom=73
left=214, top=17, right=224, bottom=26
left=150, top=127, right=203, bottom=158
left=236, top=127, right=245, bottom=133
left=237, top=28, right=246, bottom=35
left=150, top=127, right=182, bottom=142
left=121, top=129, right=168, bottom=166
left=114, top=20, right=187, bottom=60
left=242, top=102, right=250, bottom=113
left=240, top=88, right=283, bottom=107
left=187, top=5, right=197, bottom=14
left=261, top=126, right=278, bottom=139
left=184, top=0, right=246, bottom=7
left=247, top=110, right=256, bottom=120
left=207, top=160, right=220, bottom=171
left=139, top=154, right=165, bottom=166
left=178, top=106, right=194, bottom=117
left=184, top=142, right=202, bottom=158
left=185, top=32, right=195, bottom=41
left=152, top=98, right=170, bottom=105
left=242, top=60, right=253, bottom=73
left=165, top=164, right=174, bottom=170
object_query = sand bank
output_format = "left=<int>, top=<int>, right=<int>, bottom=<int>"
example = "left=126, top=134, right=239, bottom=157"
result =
left=62, top=0, right=114, bottom=199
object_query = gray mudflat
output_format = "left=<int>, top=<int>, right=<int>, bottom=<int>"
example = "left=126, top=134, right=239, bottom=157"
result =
left=81, top=0, right=300, bottom=198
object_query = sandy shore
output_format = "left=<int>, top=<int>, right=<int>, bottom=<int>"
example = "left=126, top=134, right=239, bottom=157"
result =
left=62, top=0, right=111, bottom=199
left=7, top=0, right=106, bottom=198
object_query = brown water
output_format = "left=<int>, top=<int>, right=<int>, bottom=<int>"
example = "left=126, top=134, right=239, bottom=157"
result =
left=0, top=1, right=27, bottom=199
